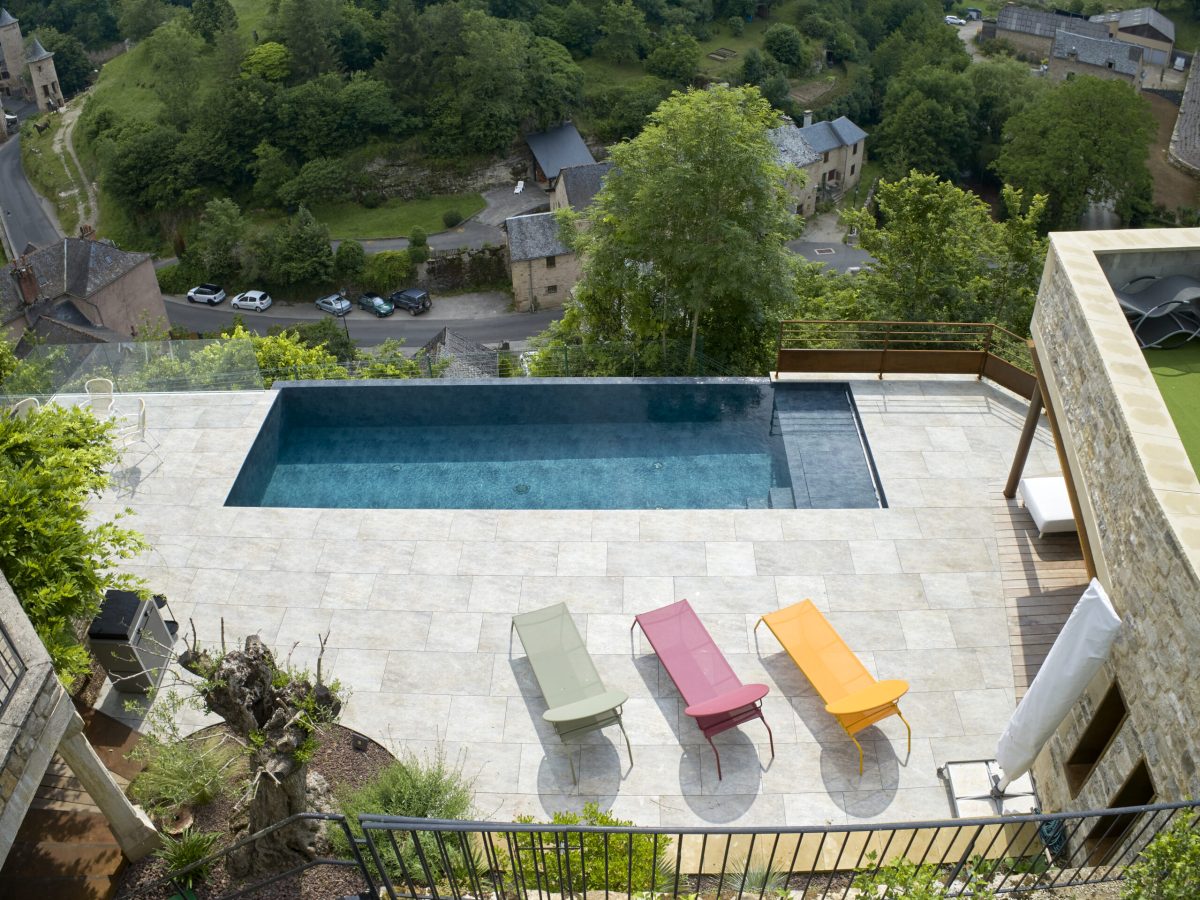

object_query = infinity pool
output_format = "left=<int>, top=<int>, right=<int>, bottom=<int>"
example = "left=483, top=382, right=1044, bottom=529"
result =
left=226, top=379, right=883, bottom=510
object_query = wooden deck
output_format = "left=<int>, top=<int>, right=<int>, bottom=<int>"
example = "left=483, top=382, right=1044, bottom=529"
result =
left=994, top=494, right=1090, bottom=699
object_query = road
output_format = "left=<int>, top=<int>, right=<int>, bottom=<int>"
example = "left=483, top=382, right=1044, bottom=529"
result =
left=165, top=295, right=563, bottom=347
left=0, top=129, right=62, bottom=256
left=789, top=240, right=874, bottom=273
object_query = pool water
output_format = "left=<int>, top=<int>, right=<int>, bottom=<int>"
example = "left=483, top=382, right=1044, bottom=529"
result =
left=226, top=379, right=883, bottom=510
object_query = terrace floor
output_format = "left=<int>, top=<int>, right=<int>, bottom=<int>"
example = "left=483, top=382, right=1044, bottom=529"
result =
left=85, top=376, right=1073, bottom=828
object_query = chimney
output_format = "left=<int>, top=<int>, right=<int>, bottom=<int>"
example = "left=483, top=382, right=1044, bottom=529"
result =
left=13, top=261, right=39, bottom=306
left=79, top=223, right=95, bottom=240
left=803, top=109, right=813, bottom=127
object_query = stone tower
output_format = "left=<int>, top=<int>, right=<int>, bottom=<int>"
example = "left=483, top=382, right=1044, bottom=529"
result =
left=25, top=37, right=61, bottom=112
left=0, top=8, right=23, bottom=97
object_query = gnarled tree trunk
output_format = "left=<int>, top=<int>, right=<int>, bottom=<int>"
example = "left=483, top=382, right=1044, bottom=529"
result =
left=179, top=633, right=340, bottom=879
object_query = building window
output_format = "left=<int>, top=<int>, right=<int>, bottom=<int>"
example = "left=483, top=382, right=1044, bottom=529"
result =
left=1066, top=682, right=1127, bottom=795
left=546, top=285, right=557, bottom=294
left=545, top=256, right=556, bottom=269
left=853, top=142, right=859, bottom=156
left=822, top=152, right=829, bottom=163
left=850, top=165, right=856, bottom=176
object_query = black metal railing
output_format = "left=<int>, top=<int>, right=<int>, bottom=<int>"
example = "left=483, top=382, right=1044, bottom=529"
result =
left=0, top=621, right=27, bottom=718
left=357, top=800, right=1200, bottom=900
left=113, top=800, right=1200, bottom=899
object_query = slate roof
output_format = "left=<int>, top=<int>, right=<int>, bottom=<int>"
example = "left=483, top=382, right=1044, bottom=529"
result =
left=769, top=122, right=820, bottom=168
left=525, top=123, right=596, bottom=182
left=558, top=162, right=614, bottom=211
left=25, top=37, right=52, bottom=63
left=0, top=8, right=17, bottom=27
left=998, top=6, right=1107, bottom=39
left=1091, top=7, right=1175, bottom=43
left=1053, top=28, right=1143, bottom=75
left=420, top=328, right=498, bottom=378
left=505, top=212, right=571, bottom=261
left=1, top=238, right=150, bottom=324
left=796, top=116, right=868, bottom=154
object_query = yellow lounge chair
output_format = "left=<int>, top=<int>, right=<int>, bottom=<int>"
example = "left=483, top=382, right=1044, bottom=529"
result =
left=756, top=599, right=911, bottom=774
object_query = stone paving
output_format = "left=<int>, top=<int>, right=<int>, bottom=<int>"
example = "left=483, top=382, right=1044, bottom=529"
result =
left=85, top=376, right=1064, bottom=828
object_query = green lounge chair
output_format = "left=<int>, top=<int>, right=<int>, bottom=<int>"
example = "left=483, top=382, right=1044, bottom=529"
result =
left=512, top=603, right=633, bottom=782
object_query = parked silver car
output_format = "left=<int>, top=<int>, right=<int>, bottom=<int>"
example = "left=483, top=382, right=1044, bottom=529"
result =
left=231, top=290, right=273, bottom=312
left=315, top=293, right=352, bottom=316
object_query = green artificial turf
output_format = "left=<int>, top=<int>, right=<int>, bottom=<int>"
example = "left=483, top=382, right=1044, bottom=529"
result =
left=1144, top=344, right=1200, bottom=475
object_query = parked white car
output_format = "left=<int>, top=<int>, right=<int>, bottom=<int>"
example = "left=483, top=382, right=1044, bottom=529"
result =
left=945, top=15, right=967, bottom=25
left=231, top=289, right=273, bottom=312
left=186, top=283, right=226, bottom=305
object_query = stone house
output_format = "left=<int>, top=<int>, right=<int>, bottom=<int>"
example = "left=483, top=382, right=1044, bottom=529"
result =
left=551, top=162, right=614, bottom=213
left=504, top=212, right=580, bottom=312
left=525, top=122, right=596, bottom=187
left=0, top=9, right=64, bottom=113
left=1089, top=7, right=1175, bottom=68
left=1049, top=29, right=1144, bottom=86
left=1, top=236, right=168, bottom=348
left=995, top=5, right=1109, bottom=60
left=769, top=113, right=868, bottom=216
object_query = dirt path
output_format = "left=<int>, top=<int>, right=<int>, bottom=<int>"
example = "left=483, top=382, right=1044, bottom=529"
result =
left=1146, top=92, right=1200, bottom=210
left=53, top=102, right=98, bottom=231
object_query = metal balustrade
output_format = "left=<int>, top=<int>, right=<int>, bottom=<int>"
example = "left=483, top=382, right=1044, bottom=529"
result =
left=0, top=621, right=26, bottom=718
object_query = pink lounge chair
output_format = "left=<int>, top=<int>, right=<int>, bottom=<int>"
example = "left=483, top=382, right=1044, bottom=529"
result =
left=632, top=599, right=774, bottom=779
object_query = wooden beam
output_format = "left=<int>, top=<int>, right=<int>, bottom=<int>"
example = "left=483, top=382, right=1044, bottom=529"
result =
left=1004, top=382, right=1044, bottom=498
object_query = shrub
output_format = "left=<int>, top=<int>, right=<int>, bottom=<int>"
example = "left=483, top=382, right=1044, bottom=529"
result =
left=727, top=15, right=744, bottom=36
left=442, top=208, right=464, bottom=228
left=852, top=856, right=995, bottom=899
left=331, top=746, right=475, bottom=884
left=362, top=250, right=414, bottom=295
left=1124, top=812, right=1200, bottom=899
left=155, top=262, right=196, bottom=295
left=155, top=828, right=222, bottom=889
left=409, top=227, right=427, bottom=247
left=128, top=692, right=246, bottom=817
left=409, top=245, right=430, bottom=265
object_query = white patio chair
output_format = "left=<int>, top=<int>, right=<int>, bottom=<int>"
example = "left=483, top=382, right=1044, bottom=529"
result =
left=7, top=397, right=40, bottom=419
left=85, top=377, right=115, bottom=415
left=114, top=397, right=163, bottom=469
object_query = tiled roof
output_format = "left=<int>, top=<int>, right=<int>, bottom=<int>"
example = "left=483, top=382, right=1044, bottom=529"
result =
left=998, top=6, right=1107, bottom=39
left=1, top=238, right=150, bottom=324
left=796, top=116, right=868, bottom=154
left=768, top=122, right=820, bottom=168
left=1053, top=28, right=1142, bottom=75
left=559, top=162, right=613, bottom=211
left=505, top=212, right=571, bottom=261
left=1090, top=7, right=1176, bottom=43
left=525, top=123, right=596, bottom=181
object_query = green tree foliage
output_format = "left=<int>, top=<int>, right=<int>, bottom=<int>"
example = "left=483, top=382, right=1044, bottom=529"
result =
left=186, top=197, right=246, bottom=283
left=242, top=41, right=292, bottom=81
left=584, top=76, right=673, bottom=141
left=32, top=27, right=92, bottom=96
left=273, top=0, right=341, bottom=80
left=840, top=172, right=1047, bottom=332
left=7, top=0, right=119, bottom=49
left=270, top=317, right=357, bottom=363
left=251, top=141, right=296, bottom=208
left=140, top=19, right=207, bottom=129
left=357, top=339, right=441, bottom=378
left=189, top=0, right=236, bottom=43
left=363, top=249, right=414, bottom=295
left=762, top=23, right=807, bottom=73
left=100, top=122, right=201, bottom=213
left=334, top=240, right=367, bottom=288
left=872, top=67, right=977, bottom=180
left=0, top=397, right=146, bottom=680
left=526, top=36, right=585, bottom=129
left=562, top=85, right=801, bottom=369
left=739, top=46, right=783, bottom=89
left=1123, top=812, right=1200, bottom=900
left=596, top=0, right=649, bottom=64
left=116, top=0, right=170, bottom=41
left=645, top=27, right=700, bottom=84
left=221, top=323, right=347, bottom=386
left=995, top=76, right=1155, bottom=231
left=257, top=207, right=335, bottom=287
left=279, top=157, right=350, bottom=208
left=853, top=855, right=995, bottom=898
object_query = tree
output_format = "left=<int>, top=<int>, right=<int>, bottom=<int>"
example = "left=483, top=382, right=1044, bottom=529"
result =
left=275, top=0, right=340, bottom=80
left=219, top=323, right=348, bottom=385
left=259, top=207, right=335, bottom=287
left=563, top=85, right=801, bottom=368
left=279, top=157, right=349, bottom=208
left=596, top=1, right=649, bottom=64
left=117, top=0, right=171, bottom=41
left=178, top=633, right=342, bottom=878
left=995, top=76, right=1155, bottom=231
left=334, top=239, right=367, bottom=288
left=251, top=141, right=296, bottom=208
left=763, top=23, right=808, bottom=73
left=586, top=76, right=673, bottom=141
left=271, top=318, right=357, bottom=363
left=139, top=19, right=206, bottom=129
left=739, top=46, right=783, bottom=88
left=645, top=27, right=700, bottom=84
left=358, top=339, right=434, bottom=378
left=187, top=198, right=247, bottom=283
left=363, top=249, right=413, bottom=295
left=872, top=67, right=978, bottom=180
left=32, top=27, right=92, bottom=96
left=189, top=0, right=236, bottom=42
left=102, top=122, right=201, bottom=213
left=0, top=396, right=146, bottom=681
left=525, top=37, right=584, bottom=129
left=242, top=41, right=291, bottom=81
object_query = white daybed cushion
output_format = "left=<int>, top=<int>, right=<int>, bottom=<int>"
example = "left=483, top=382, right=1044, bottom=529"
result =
left=1018, top=476, right=1077, bottom=536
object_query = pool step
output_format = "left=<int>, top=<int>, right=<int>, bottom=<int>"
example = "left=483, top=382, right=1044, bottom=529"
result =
left=769, top=487, right=796, bottom=509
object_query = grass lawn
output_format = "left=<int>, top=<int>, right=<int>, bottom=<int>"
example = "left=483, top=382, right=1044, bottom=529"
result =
left=1145, top=344, right=1200, bottom=476
left=577, top=57, right=647, bottom=86
left=697, top=0, right=803, bottom=77
left=85, top=46, right=163, bottom=126
left=251, top=193, right=487, bottom=240
left=231, top=0, right=271, bottom=41
left=19, top=115, right=82, bottom=237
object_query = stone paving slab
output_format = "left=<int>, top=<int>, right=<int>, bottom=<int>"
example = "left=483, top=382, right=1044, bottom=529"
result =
left=85, top=378, right=1063, bottom=827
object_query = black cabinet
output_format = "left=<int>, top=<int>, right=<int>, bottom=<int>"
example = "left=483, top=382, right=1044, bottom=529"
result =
left=87, top=590, right=178, bottom=694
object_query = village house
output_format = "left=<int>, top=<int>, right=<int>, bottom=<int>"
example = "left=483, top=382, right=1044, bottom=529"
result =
left=993, top=5, right=1110, bottom=61
left=503, top=212, right=579, bottom=312
left=770, top=113, right=868, bottom=216
left=1049, top=29, right=1144, bottom=86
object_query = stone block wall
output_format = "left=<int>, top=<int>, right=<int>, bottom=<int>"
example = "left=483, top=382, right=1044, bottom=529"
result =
left=420, top=246, right=508, bottom=295
left=994, top=28, right=1053, bottom=61
left=510, top=251, right=581, bottom=312
left=1029, top=231, right=1200, bottom=820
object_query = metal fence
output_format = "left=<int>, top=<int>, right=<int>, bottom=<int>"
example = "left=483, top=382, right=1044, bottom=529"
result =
left=0, top=621, right=26, bottom=718
left=115, top=800, right=1200, bottom=900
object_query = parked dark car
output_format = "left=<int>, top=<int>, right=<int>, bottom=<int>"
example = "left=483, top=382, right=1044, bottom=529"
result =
left=358, top=293, right=395, bottom=317
left=390, top=288, right=432, bottom=316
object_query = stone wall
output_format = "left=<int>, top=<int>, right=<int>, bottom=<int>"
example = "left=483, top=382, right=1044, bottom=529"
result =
left=510, top=251, right=580, bottom=312
left=0, top=576, right=72, bottom=865
left=419, top=246, right=508, bottom=294
left=1046, top=57, right=1138, bottom=86
left=1029, top=230, right=1200, bottom=820
left=994, top=28, right=1053, bottom=61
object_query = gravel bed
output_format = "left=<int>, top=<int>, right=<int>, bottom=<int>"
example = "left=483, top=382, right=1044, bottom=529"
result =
left=115, top=723, right=393, bottom=899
